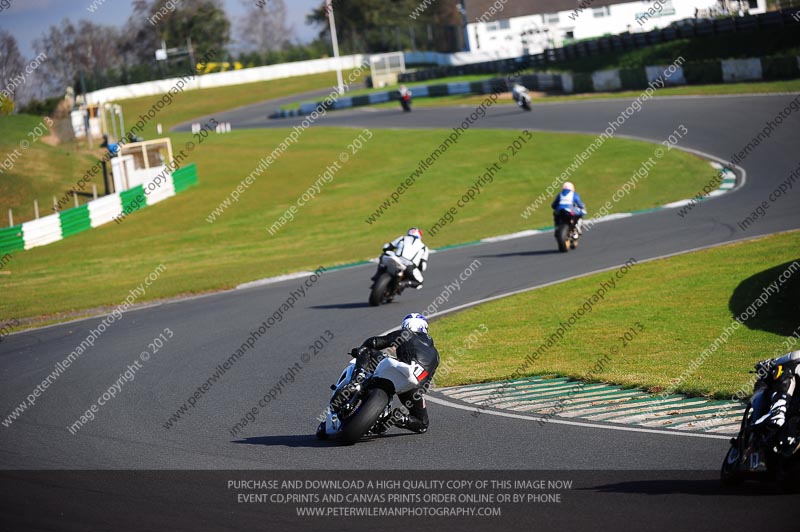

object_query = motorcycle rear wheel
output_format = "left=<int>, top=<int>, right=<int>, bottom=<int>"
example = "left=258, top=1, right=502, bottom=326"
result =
left=369, top=273, right=392, bottom=306
left=340, top=388, right=390, bottom=445
left=555, top=224, right=569, bottom=253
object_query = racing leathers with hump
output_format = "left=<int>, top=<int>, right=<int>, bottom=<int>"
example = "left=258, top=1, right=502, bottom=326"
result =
left=551, top=181, right=586, bottom=232
left=352, top=313, right=439, bottom=433
left=375, top=228, right=429, bottom=290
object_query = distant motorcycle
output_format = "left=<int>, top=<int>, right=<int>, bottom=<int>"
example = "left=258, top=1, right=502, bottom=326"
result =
left=554, top=210, right=580, bottom=252
left=316, top=350, right=396, bottom=444
left=512, top=86, right=532, bottom=111
left=369, top=250, right=415, bottom=306
left=398, top=86, right=412, bottom=112
left=721, top=363, right=800, bottom=490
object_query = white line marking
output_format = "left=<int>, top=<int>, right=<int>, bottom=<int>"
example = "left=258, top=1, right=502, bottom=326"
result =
left=236, top=271, right=316, bottom=290
left=663, top=199, right=696, bottom=208
left=426, top=395, right=730, bottom=440
left=481, top=230, right=541, bottom=243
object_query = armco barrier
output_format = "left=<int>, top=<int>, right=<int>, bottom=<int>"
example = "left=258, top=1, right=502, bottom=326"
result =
left=0, top=163, right=198, bottom=255
left=172, top=164, right=198, bottom=193
left=0, top=226, right=24, bottom=254
left=60, top=205, right=91, bottom=238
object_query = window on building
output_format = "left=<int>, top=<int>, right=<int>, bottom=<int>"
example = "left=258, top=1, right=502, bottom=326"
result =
left=545, top=13, right=559, bottom=24
left=565, top=30, right=575, bottom=40
left=486, top=19, right=510, bottom=31
left=592, top=6, right=611, bottom=17
left=747, top=0, right=758, bottom=8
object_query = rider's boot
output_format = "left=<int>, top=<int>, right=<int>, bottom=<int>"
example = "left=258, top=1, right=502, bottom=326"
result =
left=406, top=279, right=423, bottom=290
left=389, top=408, right=428, bottom=433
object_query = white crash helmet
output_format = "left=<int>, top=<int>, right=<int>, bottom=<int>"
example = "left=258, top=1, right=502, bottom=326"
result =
left=562, top=182, right=575, bottom=191
left=401, top=313, right=428, bottom=334
left=407, top=227, right=423, bottom=239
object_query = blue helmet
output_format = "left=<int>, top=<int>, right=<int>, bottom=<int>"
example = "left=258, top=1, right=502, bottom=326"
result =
left=401, top=313, right=428, bottom=334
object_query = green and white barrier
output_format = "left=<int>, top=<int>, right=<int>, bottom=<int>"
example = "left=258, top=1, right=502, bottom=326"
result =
left=0, top=163, right=198, bottom=255
left=270, top=54, right=800, bottom=119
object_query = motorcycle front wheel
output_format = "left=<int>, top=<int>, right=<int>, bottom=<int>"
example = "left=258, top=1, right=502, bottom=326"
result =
left=720, top=443, right=744, bottom=486
left=340, top=388, right=390, bottom=445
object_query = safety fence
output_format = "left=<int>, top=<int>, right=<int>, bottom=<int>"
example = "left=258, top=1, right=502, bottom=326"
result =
left=0, top=164, right=197, bottom=255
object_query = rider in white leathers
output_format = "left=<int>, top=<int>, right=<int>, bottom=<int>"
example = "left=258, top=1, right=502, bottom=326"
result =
left=377, top=227, right=429, bottom=290
left=512, top=83, right=529, bottom=106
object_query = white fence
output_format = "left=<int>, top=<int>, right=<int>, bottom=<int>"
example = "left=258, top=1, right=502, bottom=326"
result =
left=86, top=54, right=368, bottom=104
left=85, top=50, right=526, bottom=105
left=404, top=50, right=522, bottom=66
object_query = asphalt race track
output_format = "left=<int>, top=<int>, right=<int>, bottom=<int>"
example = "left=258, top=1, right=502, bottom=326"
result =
left=2, top=93, right=799, bottom=530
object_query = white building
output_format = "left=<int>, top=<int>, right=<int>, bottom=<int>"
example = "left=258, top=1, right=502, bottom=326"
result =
left=464, top=0, right=767, bottom=57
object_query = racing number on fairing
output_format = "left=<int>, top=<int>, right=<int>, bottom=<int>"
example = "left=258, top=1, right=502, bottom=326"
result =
left=411, top=361, right=428, bottom=382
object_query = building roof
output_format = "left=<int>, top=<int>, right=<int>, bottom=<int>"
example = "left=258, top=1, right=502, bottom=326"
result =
left=464, top=0, right=634, bottom=23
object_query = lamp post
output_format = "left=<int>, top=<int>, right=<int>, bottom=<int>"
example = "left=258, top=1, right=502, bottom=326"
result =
left=326, top=0, right=345, bottom=94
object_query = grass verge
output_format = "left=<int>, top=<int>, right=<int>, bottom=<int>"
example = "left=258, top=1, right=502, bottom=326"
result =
left=2, top=126, right=712, bottom=323
left=1, top=115, right=101, bottom=222
left=431, top=231, right=800, bottom=399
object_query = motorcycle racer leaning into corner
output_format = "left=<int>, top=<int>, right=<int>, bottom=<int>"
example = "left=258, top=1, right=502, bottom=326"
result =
left=552, top=181, right=587, bottom=232
left=372, top=228, right=430, bottom=290
left=752, top=350, right=800, bottom=450
left=511, top=83, right=529, bottom=102
left=349, top=313, right=440, bottom=434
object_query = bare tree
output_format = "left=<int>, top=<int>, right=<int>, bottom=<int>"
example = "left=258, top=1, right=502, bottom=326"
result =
left=119, top=0, right=161, bottom=66
left=33, top=19, right=122, bottom=95
left=236, top=0, right=294, bottom=55
left=0, top=30, right=25, bottom=98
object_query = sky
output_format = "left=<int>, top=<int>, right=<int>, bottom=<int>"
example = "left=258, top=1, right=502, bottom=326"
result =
left=0, top=0, right=323, bottom=59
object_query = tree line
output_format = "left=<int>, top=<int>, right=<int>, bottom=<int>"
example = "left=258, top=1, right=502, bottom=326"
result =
left=0, top=0, right=463, bottom=113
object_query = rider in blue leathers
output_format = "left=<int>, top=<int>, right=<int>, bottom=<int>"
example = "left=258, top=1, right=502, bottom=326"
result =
left=551, top=181, right=586, bottom=232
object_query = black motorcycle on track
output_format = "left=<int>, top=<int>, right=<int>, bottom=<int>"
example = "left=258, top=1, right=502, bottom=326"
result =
left=721, top=364, right=800, bottom=491
left=369, top=251, right=415, bottom=306
left=554, top=210, right=580, bottom=252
